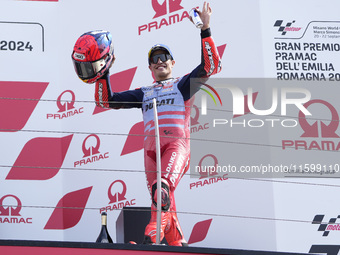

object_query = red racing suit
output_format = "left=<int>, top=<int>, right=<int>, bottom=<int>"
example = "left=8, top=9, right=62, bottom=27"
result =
left=95, top=28, right=222, bottom=244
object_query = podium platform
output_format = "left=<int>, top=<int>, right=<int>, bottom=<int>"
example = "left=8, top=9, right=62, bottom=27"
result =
left=0, top=240, right=314, bottom=255
left=116, top=206, right=168, bottom=245
left=0, top=206, right=320, bottom=254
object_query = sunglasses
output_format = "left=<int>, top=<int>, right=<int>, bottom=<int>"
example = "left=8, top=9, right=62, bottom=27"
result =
left=149, top=53, right=172, bottom=64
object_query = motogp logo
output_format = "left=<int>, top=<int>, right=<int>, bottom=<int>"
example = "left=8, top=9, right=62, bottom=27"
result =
left=273, top=20, right=302, bottom=36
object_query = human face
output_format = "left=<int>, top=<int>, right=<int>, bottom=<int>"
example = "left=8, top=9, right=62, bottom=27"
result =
left=149, top=50, right=175, bottom=81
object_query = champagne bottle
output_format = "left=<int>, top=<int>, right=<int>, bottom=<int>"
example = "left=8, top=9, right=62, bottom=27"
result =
left=96, top=212, right=113, bottom=243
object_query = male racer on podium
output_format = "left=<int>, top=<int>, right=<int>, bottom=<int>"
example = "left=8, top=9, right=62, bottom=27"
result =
left=72, top=2, right=222, bottom=246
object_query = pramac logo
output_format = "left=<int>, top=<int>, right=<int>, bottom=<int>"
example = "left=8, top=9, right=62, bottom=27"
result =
left=108, top=180, right=127, bottom=203
left=74, top=134, right=109, bottom=167
left=0, top=195, right=21, bottom=216
left=152, top=0, right=183, bottom=18
left=47, top=90, right=84, bottom=119
left=57, top=90, right=75, bottom=112
left=299, top=100, right=339, bottom=138
left=0, top=194, right=32, bottom=224
left=100, top=180, right=136, bottom=213
left=282, top=99, right=340, bottom=151
left=190, top=104, right=209, bottom=134
left=138, top=0, right=190, bottom=35
left=82, top=134, right=101, bottom=157
left=189, top=154, right=228, bottom=189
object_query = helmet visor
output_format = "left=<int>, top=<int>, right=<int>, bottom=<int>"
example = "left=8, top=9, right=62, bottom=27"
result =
left=73, top=58, right=106, bottom=80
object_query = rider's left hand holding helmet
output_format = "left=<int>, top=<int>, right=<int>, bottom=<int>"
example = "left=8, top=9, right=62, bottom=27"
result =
left=72, top=30, right=115, bottom=84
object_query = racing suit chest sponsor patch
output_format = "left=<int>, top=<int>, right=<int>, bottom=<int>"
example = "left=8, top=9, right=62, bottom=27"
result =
left=141, top=78, right=185, bottom=124
left=141, top=79, right=183, bottom=113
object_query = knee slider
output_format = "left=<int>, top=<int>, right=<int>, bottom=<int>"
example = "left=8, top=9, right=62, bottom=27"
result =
left=152, top=179, right=170, bottom=211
